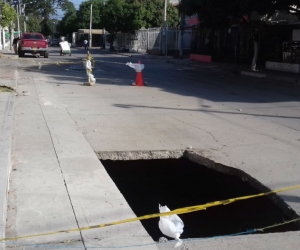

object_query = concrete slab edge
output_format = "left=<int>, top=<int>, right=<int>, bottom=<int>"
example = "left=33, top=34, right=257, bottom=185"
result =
left=184, top=150, right=300, bottom=226
left=97, top=149, right=300, bottom=227
left=241, top=71, right=267, bottom=78
left=96, top=150, right=185, bottom=161
left=0, top=94, right=15, bottom=250
left=166, top=59, right=191, bottom=66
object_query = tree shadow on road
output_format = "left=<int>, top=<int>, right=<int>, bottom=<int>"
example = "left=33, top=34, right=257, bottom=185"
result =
left=19, top=52, right=300, bottom=105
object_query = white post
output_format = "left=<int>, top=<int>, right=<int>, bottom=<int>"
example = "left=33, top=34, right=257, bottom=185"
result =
left=147, top=29, right=149, bottom=51
left=89, top=4, right=92, bottom=49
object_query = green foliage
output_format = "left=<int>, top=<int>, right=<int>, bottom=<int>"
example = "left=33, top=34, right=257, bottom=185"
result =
left=24, top=0, right=68, bottom=19
left=40, top=19, right=54, bottom=36
left=141, top=0, right=179, bottom=28
left=76, top=0, right=103, bottom=30
left=58, top=0, right=179, bottom=38
left=60, top=0, right=77, bottom=13
left=103, top=0, right=128, bottom=34
left=56, top=1, right=78, bottom=36
left=0, top=2, right=17, bottom=27
left=26, top=16, right=42, bottom=33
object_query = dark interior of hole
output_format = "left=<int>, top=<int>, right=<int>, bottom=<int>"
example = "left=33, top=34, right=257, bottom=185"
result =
left=101, top=158, right=299, bottom=241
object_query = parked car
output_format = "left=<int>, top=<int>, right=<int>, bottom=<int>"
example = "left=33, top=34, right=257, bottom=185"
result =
left=18, top=33, right=48, bottom=58
left=51, top=39, right=60, bottom=46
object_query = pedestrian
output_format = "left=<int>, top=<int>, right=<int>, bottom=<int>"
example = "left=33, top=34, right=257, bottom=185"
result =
left=13, top=36, right=19, bottom=54
left=84, top=39, right=89, bottom=50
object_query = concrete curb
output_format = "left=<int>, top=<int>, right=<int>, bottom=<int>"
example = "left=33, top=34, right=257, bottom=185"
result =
left=116, top=52, right=173, bottom=60
left=0, top=59, right=18, bottom=91
left=167, top=59, right=192, bottom=66
left=241, top=70, right=267, bottom=78
left=0, top=50, right=18, bottom=60
left=167, top=59, right=300, bottom=87
left=0, top=94, right=15, bottom=250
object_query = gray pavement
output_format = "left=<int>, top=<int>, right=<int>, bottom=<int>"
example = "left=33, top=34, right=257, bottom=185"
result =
left=0, top=48, right=300, bottom=249
left=112, top=50, right=300, bottom=86
left=0, top=53, right=18, bottom=250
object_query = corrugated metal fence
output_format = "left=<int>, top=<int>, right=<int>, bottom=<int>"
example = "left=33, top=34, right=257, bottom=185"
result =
left=114, top=28, right=192, bottom=54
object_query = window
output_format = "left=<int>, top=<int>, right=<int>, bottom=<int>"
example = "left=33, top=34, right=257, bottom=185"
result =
left=23, top=34, right=44, bottom=40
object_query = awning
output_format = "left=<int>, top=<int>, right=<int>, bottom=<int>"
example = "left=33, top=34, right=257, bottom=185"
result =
left=78, top=29, right=104, bottom=35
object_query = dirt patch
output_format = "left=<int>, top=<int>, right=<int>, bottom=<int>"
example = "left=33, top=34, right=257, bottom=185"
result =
left=0, top=86, right=14, bottom=92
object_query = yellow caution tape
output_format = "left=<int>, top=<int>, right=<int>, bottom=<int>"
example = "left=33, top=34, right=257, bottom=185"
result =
left=0, top=184, right=299, bottom=242
left=256, top=217, right=300, bottom=232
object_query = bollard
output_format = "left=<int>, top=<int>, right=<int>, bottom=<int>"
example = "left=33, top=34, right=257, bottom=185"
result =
left=83, top=52, right=96, bottom=86
left=126, top=60, right=145, bottom=86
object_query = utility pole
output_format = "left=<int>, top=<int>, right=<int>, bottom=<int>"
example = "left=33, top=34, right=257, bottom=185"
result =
left=102, top=0, right=105, bottom=49
left=0, top=3, right=3, bottom=50
left=164, top=0, right=167, bottom=22
left=162, top=0, right=167, bottom=56
left=22, top=3, right=26, bottom=33
left=16, top=1, right=20, bottom=37
left=89, top=4, right=92, bottom=49
left=179, top=12, right=185, bottom=58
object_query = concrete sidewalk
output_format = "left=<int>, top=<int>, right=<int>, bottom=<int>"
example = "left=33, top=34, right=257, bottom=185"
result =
left=0, top=55, right=18, bottom=250
left=4, top=66, right=156, bottom=249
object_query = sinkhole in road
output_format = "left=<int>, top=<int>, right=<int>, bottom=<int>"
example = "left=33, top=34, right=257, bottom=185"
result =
left=100, top=156, right=299, bottom=241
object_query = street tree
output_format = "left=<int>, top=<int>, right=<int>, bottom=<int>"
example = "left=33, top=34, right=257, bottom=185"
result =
left=103, top=0, right=144, bottom=49
left=40, top=19, right=57, bottom=37
left=0, top=1, right=17, bottom=28
left=139, top=0, right=179, bottom=28
left=26, top=16, right=42, bottom=32
left=56, top=1, right=77, bottom=38
left=179, top=0, right=300, bottom=70
left=60, top=0, right=77, bottom=13
left=24, top=0, right=68, bottom=19
left=76, top=0, right=103, bottom=30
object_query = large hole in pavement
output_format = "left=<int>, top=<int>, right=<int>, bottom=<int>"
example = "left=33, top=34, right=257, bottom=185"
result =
left=100, top=157, right=299, bottom=241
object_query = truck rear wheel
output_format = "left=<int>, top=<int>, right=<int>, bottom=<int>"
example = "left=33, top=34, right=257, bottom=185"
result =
left=44, top=52, right=49, bottom=58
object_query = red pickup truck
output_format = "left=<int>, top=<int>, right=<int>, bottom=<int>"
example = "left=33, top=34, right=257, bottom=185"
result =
left=18, top=33, right=49, bottom=58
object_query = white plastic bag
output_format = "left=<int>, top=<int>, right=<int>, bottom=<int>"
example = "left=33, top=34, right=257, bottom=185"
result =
left=126, top=62, right=145, bottom=72
left=158, top=204, right=184, bottom=248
